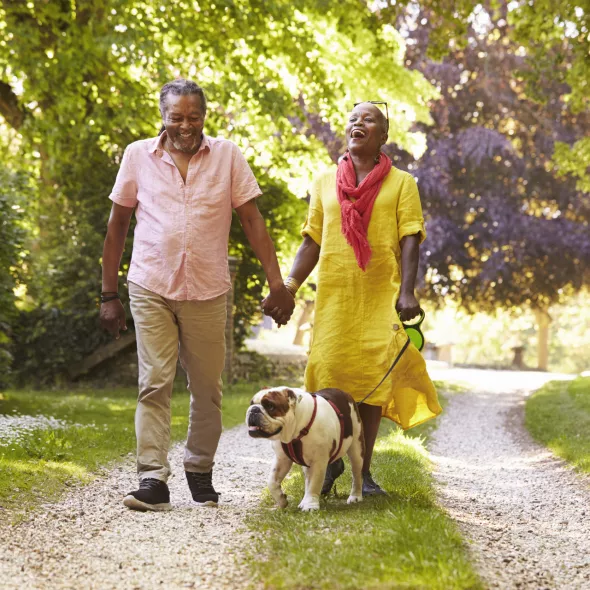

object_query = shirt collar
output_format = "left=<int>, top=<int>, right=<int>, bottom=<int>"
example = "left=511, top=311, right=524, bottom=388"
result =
left=149, top=131, right=211, bottom=156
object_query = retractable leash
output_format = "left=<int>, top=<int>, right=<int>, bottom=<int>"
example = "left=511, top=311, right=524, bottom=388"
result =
left=401, top=308, right=426, bottom=352
left=356, top=308, right=426, bottom=406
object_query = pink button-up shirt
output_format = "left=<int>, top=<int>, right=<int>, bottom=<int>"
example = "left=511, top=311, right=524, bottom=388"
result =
left=109, top=133, right=261, bottom=300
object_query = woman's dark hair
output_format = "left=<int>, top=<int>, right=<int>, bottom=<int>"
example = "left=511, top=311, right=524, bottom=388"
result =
left=159, top=79, right=207, bottom=117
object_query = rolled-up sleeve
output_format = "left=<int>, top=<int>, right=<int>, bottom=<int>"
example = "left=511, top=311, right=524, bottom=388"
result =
left=397, top=173, right=426, bottom=244
left=301, top=175, right=324, bottom=246
left=109, top=145, right=138, bottom=208
left=230, top=145, right=262, bottom=208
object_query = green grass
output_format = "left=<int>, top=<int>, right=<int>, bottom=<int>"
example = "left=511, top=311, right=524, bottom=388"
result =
left=245, top=387, right=482, bottom=590
left=525, top=376, right=590, bottom=473
left=0, top=381, right=254, bottom=518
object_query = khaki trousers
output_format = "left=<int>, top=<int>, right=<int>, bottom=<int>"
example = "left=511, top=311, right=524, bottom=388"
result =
left=129, top=281, right=226, bottom=482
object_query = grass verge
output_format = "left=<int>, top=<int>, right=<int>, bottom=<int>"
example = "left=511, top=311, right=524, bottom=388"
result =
left=245, top=387, right=482, bottom=590
left=525, top=376, right=590, bottom=473
left=0, top=380, right=254, bottom=518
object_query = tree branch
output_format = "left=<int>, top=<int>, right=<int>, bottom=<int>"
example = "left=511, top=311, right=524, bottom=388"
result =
left=0, top=81, right=26, bottom=129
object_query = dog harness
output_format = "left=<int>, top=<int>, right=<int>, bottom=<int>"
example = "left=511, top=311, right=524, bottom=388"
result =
left=281, top=393, right=345, bottom=468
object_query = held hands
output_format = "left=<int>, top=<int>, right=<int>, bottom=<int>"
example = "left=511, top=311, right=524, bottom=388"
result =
left=396, top=292, right=421, bottom=323
left=100, top=299, right=128, bottom=339
left=262, top=283, right=295, bottom=327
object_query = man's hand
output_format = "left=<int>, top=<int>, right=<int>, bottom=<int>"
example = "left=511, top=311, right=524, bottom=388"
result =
left=100, top=299, right=128, bottom=339
left=262, top=284, right=295, bottom=326
left=396, top=292, right=420, bottom=323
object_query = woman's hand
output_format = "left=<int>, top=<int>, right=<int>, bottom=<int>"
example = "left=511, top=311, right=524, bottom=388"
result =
left=396, top=292, right=420, bottom=322
left=262, top=284, right=295, bottom=326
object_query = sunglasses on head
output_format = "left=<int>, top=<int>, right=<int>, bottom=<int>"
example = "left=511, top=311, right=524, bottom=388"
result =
left=353, top=101, right=389, bottom=130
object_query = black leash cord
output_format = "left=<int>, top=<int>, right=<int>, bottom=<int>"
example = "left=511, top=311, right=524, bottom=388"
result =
left=356, top=337, right=410, bottom=406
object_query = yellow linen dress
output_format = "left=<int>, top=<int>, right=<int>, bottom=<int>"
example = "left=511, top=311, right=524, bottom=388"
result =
left=302, top=166, right=442, bottom=430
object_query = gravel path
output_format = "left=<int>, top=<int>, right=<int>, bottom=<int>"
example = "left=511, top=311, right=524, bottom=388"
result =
left=429, top=370, right=590, bottom=590
left=3, top=369, right=590, bottom=589
left=0, top=425, right=272, bottom=590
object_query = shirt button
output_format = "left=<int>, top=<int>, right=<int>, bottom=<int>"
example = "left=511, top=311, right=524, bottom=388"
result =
left=393, top=324, right=400, bottom=331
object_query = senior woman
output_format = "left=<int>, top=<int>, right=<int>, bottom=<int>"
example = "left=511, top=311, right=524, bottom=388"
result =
left=265, top=102, right=442, bottom=495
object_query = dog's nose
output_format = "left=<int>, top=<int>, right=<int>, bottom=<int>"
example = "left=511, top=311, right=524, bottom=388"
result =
left=249, top=406, right=262, bottom=415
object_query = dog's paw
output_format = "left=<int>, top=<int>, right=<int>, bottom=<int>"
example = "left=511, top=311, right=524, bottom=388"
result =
left=347, top=494, right=363, bottom=504
left=298, top=498, right=320, bottom=512
left=278, top=493, right=288, bottom=509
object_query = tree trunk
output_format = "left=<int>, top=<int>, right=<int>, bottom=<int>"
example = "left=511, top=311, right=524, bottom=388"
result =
left=535, top=308, right=551, bottom=371
left=293, top=300, right=315, bottom=346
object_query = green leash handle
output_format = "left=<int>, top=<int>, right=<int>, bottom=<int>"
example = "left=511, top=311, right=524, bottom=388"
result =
left=400, top=308, right=426, bottom=352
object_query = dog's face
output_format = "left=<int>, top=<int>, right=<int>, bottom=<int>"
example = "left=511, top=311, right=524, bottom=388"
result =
left=246, top=387, right=299, bottom=439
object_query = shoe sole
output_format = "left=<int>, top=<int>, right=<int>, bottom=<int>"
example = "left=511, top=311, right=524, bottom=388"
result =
left=123, top=495, right=172, bottom=512
left=192, top=500, right=218, bottom=507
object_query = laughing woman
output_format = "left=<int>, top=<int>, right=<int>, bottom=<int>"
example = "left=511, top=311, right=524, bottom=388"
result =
left=266, top=102, right=442, bottom=495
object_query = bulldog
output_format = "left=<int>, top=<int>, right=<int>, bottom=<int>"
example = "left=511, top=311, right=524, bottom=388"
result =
left=246, top=386, right=364, bottom=511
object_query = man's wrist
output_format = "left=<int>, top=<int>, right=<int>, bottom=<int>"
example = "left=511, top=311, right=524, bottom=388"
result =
left=100, top=292, right=121, bottom=303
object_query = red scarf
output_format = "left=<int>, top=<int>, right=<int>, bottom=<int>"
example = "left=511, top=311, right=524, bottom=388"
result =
left=336, top=153, right=392, bottom=270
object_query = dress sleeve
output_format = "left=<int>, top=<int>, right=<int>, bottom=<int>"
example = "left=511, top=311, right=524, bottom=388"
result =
left=109, top=145, right=138, bottom=208
left=301, top=175, right=324, bottom=246
left=230, top=144, right=262, bottom=208
left=397, top=173, right=426, bottom=244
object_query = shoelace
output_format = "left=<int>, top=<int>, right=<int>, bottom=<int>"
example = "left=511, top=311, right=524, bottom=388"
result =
left=187, top=472, right=213, bottom=488
left=139, top=478, right=164, bottom=491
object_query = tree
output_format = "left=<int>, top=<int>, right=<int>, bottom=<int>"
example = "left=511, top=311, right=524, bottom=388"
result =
left=0, top=170, right=29, bottom=385
left=0, top=0, right=436, bottom=382
left=392, top=3, right=590, bottom=311
left=376, top=0, right=590, bottom=191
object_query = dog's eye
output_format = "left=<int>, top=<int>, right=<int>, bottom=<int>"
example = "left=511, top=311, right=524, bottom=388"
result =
left=266, top=402, right=274, bottom=411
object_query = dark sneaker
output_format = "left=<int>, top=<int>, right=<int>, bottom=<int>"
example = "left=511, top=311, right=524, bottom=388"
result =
left=123, top=478, right=172, bottom=511
left=321, top=458, right=345, bottom=496
left=362, top=472, right=387, bottom=496
left=186, top=471, right=219, bottom=506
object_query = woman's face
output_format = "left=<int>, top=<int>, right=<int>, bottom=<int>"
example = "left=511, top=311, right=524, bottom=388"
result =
left=345, top=103, right=388, bottom=155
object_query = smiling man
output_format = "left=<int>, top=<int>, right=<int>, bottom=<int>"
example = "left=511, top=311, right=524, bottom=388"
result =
left=100, top=79, right=294, bottom=511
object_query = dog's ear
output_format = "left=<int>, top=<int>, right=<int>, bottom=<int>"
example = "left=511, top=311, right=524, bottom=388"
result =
left=286, top=389, right=303, bottom=404
left=286, top=389, right=299, bottom=404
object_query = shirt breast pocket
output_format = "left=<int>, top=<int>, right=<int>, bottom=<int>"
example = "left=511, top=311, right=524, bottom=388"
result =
left=198, top=174, right=228, bottom=203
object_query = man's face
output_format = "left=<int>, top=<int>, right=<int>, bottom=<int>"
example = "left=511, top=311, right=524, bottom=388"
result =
left=345, top=103, right=388, bottom=154
left=162, top=94, right=205, bottom=153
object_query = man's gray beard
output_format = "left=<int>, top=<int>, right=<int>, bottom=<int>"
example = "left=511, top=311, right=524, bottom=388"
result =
left=171, top=134, right=199, bottom=153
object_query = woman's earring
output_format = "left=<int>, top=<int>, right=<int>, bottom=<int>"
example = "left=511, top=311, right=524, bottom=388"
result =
left=374, top=152, right=381, bottom=164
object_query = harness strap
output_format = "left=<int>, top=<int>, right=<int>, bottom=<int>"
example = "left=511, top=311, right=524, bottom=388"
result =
left=281, top=394, right=317, bottom=467
left=325, top=399, right=345, bottom=464
left=281, top=394, right=347, bottom=467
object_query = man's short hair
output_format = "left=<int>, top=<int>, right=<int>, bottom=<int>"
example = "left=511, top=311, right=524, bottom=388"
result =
left=159, top=79, right=207, bottom=116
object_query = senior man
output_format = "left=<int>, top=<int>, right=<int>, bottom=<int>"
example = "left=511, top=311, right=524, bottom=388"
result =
left=100, top=79, right=294, bottom=511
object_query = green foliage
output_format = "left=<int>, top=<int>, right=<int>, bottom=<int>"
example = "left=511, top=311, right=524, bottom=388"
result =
left=0, top=169, right=30, bottom=386
left=0, top=0, right=436, bottom=383
left=554, top=138, right=590, bottom=194
left=0, top=381, right=253, bottom=519
left=525, top=377, right=590, bottom=473
left=10, top=307, right=111, bottom=386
